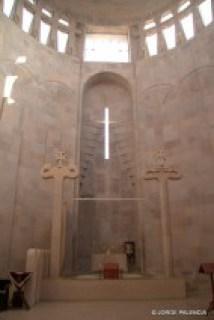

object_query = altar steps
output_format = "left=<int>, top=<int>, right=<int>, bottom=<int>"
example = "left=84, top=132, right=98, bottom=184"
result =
left=41, top=277, right=186, bottom=302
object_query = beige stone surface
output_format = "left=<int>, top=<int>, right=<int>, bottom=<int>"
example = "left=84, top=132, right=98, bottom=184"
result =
left=41, top=153, right=78, bottom=277
left=144, top=151, right=181, bottom=277
left=0, top=0, right=214, bottom=281
left=25, top=249, right=50, bottom=307
left=46, top=0, right=173, bottom=24
left=2, top=282, right=214, bottom=320
left=41, top=277, right=186, bottom=301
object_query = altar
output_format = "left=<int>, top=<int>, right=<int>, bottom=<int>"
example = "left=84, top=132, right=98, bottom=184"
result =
left=92, top=253, right=128, bottom=272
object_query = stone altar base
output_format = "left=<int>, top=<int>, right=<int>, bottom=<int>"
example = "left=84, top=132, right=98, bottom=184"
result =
left=41, top=277, right=186, bottom=301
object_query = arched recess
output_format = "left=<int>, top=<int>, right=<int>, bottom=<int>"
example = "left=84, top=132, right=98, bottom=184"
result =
left=76, top=72, right=139, bottom=273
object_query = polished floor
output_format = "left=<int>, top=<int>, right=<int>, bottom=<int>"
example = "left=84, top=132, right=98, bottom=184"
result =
left=1, top=281, right=214, bottom=320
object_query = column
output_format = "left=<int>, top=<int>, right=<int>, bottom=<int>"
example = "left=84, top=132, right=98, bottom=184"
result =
left=75, top=22, right=86, bottom=61
left=173, top=10, right=186, bottom=46
left=141, top=29, right=150, bottom=58
left=155, top=17, right=167, bottom=54
left=0, top=0, right=3, bottom=13
left=67, top=17, right=76, bottom=57
left=212, top=0, right=214, bottom=20
left=50, top=176, right=63, bottom=277
left=139, top=21, right=146, bottom=59
left=13, top=0, right=24, bottom=27
left=193, top=2, right=204, bottom=34
left=49, top=13, right=58, bottom=50
left=31, top=2, right=42, bottom=40
left=160, top=176, right=173, bottom=277
left=129, top=24, right=141, bottom=62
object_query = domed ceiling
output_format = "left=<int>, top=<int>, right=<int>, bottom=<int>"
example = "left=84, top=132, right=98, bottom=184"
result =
left=47, top=0, right=175, bottom=25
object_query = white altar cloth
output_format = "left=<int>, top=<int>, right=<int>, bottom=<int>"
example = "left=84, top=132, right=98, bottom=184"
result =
left=92, top=253, right=127, bottom=272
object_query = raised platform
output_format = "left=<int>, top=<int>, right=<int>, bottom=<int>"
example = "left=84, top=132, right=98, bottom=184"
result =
left=41, top=276, right=186, bottom=301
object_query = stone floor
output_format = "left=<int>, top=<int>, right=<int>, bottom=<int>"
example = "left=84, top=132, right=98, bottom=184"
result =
left=1, top=281, right=214, bottom=320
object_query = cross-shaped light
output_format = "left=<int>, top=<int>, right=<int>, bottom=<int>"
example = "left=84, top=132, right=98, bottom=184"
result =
left=104, top=107, right=110, bottom=160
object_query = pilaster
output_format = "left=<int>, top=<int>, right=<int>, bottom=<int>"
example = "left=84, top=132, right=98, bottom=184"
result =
left=75, top=22, right=85, bottom=62
left=67, top=17, right=76, bottom=56
left=211, top=0, right=214, bottom=20
left=138, top=22, right=146, bottom=59
left=172, top=9, right=186, bottom=46
left=49, top=13, right=58, bottom=50
left=193, top=2, right=204, bottom=34
left=0, top=0, right=3, bottom=13
left=31, top=1, right=42, bottom=40
left=13, top=0, right=24, bottom=27
left=129, top=23, right=142, bottom=61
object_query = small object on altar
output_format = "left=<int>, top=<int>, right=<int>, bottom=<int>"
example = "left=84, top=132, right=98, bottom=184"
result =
left=0, top=279, right=11, bottom=311
left=103, top=263, right=120, bottom=279
left=124, top=241, right=136, bottom=267
left=9, top=272, right=32, bottom=310
left=199, top=263, right=214, bottom=314
left=105, top=249, right=111, bottom=255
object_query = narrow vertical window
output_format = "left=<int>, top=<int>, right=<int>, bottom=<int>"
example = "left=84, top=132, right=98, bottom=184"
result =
left=104, top=108, right=110, bottom=160
left=162, top=25, right=176, bottom=49
left=146, top=33, right=158, bottom=56
left=3, top=0, right=15, bottom=17
left=180, top=13, right=194, bottom=40
left=198, top=0, right=213, bottom=26
left=3, top=76, right=18, bottom=99
left=40, top=20, right=51, bottom=45
left=57, top=30, right=69, bottom=53
left=22, top=8, right=34, bottom=33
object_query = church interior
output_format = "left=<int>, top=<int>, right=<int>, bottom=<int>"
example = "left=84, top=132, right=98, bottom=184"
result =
left=0, top=0, right=214, bottom=318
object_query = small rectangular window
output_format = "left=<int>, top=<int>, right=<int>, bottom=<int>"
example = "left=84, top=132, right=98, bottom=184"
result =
left=57, top=30, right=69, bottom=53
left=146, top=33, right=158, bottom=56
left=59, top=19, right=69, bottom=27
left=144, top=20, right=156, bottom=30
left=177, top=1, right=191, bottom=13
left=161, top=12, right=174, bottom=23
left=22, top=8, right=34, bottom=33
left=3, top=75, right=18, bottom=98
left=162, top=25, right=176, bottom=49
left=42, top=8, right=52, bottom=18
left=180, top=13, right=194, bottom=40
left=15, top=56, right=27, bottom=64
left=40, top=20, right=51, bottom=45
left=27, top=0, right=36, bottom=4
left=3, top=0, right=15, bottom=17
left=198, top=0, right=213, bottom=26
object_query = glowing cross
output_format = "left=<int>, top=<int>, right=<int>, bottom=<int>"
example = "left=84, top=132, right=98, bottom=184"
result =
left=104, top=108, right=110, bottom=159
left=97, top=108, right=117, bottom=160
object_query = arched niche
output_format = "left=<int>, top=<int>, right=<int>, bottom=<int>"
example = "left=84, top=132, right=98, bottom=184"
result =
left=76, top=72, right=139, bottom=273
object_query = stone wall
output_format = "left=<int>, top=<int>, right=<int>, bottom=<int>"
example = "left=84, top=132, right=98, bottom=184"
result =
left=77, top=71, right=139, bottom=272
left=0, top=13, right=81, bottom=275
left=1, top=9, right=214, bottom=277
left=136, top=24, right=214, bottom=274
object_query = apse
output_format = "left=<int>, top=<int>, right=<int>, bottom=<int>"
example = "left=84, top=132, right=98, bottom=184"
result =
left=76, top=72, right=139, bottom=273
